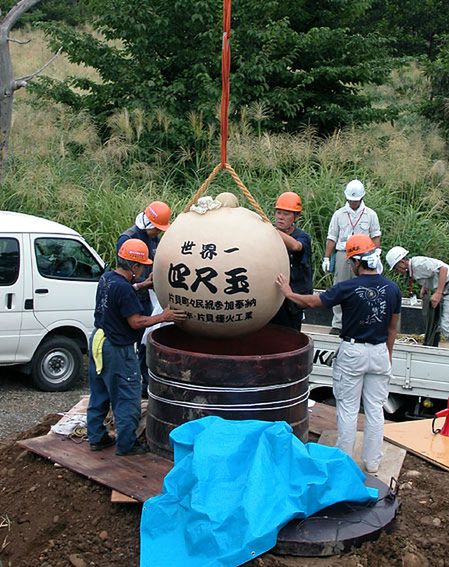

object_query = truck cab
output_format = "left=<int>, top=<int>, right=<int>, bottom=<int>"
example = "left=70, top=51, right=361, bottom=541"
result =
left=0, top=211, right=104, bottom=391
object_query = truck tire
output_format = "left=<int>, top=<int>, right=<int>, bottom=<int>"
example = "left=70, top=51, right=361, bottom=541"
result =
left=31, top=336, right=83, bottom=392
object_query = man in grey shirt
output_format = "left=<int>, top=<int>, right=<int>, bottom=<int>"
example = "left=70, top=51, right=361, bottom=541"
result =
left=386, top=246, right=449, bottom=342
left=322, top=180, right=381, bottom=334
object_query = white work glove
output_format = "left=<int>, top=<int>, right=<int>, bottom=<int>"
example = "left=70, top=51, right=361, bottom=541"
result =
left=322, top=257, right=330, bottom=273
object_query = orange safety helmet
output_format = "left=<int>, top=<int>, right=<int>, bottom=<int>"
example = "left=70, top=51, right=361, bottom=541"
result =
left=118, top=239, right=153, bottom=265
left=346, top=234, right=376, bottom=259
left=144, top=201, right=171, bottom=231
left=275, top=192, right=302, bottom=212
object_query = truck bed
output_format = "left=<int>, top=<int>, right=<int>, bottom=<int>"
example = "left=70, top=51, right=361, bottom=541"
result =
left=303, top=324, right=449, bottom=403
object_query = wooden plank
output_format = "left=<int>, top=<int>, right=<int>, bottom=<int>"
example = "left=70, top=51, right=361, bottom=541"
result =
left=17, top=433, right=172, bottom=502
left=66, top=395, right=89, bottom=414
left=384, top=419, right=449, bottom=472
left=308, top=402, right=365, bottom=436
left=111, top=490, right=139, bottom=504
left=318, top=430, right=406, bottom=484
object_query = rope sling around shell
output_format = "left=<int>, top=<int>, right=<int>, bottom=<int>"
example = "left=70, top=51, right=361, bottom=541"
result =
left=183, top=0, right=270, bottom=224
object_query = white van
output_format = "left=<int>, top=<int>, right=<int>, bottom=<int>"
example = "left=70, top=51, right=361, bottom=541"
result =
left=0, top=211, right=105, bottom=391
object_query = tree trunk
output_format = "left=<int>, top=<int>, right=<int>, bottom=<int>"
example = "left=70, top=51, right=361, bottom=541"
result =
left=0, top=0, right=42, bottom=180
left=0, top=29, right=14, bottom=173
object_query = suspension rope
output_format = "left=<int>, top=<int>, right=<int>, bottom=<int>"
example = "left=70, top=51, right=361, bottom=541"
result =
left=221, top=0, right=231, bottom=167
left=183, top=0, right=270, bottom=223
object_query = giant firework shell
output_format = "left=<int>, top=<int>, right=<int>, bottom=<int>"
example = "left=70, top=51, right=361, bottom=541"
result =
left=153, top=197, right=290, bottom=338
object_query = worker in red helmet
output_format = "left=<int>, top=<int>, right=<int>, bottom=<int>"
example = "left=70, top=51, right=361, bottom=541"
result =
left=87, top=239, right=186, bottom=456
left=276, top=234, right=401, bottom=474
left=270, top=191, right=313, bottom=331
left=116, top=201, right=172, bottom=397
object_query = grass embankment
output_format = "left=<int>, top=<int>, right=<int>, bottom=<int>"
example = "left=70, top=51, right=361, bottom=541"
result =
left=2, top=31, right=449, bottom=291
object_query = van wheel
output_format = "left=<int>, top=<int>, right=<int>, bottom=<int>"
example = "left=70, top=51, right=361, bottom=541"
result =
left=31, top=336, right=82, bottom=391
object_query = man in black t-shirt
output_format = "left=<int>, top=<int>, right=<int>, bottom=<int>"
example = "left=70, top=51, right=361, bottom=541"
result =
left=116, top=201, right=172, bottom=397
left=276, top=234, right=401, bottom=474
left=270, top=191, right=313, bottom=331
left=87, top=239, right=186, bottom=456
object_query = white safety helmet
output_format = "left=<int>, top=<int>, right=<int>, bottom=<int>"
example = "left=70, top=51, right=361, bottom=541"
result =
left=344, top=179, right=366, bottom=200
left=385, top=246, right=409, bottom=270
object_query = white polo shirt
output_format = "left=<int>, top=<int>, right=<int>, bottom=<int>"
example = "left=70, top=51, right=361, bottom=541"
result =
left=326, top=201, right=381, bottom=251
left=410, top=256, right=449, bottom=291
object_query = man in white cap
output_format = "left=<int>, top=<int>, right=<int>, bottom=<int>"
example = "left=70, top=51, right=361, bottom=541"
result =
left=322, top=180, right=381, bottom=335
left=386, top=246, right=449, bottom=344
left=116, top=201, right=172, bottom=396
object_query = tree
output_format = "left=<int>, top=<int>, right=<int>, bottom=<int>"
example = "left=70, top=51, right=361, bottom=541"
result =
left=356, top=0, right=449, bottom=59
left=423, top=34, right=449, bottom=137
left=0, top=0, right=61, bottom=179
left=34, top=0, right=394, bottom=155
left=1, top=0, right=92, bottom=27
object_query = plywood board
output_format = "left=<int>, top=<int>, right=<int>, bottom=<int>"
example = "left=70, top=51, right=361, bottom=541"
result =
left=111, top=490, right=139, bottom=504
left=18, top=433, right=172, bottom=502
left=308, top=402, right=365, bottom=436
left=67, top=395, right=89, bottom=413
left=318, top=430, right=406, bottom=485
left=384, top=419, right=449, bottom=472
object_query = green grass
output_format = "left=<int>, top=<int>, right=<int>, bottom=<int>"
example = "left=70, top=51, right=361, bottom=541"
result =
left=2, top=50, right=449, bottom=293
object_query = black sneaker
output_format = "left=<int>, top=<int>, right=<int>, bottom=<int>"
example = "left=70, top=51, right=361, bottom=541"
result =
left=116, top=442, right=149, bottom=456
left=89, top=434, right=116, bottom=451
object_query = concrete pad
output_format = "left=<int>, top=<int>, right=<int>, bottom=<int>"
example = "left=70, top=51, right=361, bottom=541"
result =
left=318, top=430, right=406, bottom=485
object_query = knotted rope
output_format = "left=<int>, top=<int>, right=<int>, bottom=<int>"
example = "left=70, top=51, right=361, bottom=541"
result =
left=184, top=0, right=270, bottom=224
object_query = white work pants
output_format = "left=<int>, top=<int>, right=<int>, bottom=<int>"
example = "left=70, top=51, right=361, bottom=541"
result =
left=439, top=294, right=449, bottom=338
left=331, top=251, right=355, bottom=329
left=332, top=341, right=391, bottom=470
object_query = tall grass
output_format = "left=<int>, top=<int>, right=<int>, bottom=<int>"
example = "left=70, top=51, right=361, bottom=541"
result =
left=2, top=32, right=449, bottom=292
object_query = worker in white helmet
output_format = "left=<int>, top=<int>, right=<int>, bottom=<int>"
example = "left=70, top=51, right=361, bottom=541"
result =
left=322, top=180, right=381, bottom=335
left=386, top=246, right=449, bottom=343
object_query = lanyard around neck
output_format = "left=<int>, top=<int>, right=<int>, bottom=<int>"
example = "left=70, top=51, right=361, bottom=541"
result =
left=346, top=208, right=365, bottom=234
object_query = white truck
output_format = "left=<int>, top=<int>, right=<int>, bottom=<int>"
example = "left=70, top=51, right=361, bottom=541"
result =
left=304, top=315, right=449, bottom=418
left=0, top=211, right=104, bottom=391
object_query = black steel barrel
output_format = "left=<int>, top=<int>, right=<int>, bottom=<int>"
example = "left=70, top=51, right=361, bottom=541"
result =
left=146, top=324, right=313, bottom=458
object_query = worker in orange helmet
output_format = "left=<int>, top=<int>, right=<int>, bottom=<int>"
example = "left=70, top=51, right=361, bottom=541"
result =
left=116, top=201, right=172, bottom=397
left=276, top=234, right=401, bottom=474
left=87, top=239, right=186, bottom=456
left=270, top=191, right=313, bottom=331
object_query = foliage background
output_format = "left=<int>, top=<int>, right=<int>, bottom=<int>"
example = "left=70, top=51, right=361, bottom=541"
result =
left=2, top=0, right=449, bottom=294
left=31, top=0, right=394, bottom=154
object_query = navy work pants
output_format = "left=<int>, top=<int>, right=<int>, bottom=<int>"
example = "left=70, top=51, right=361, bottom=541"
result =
left=87, top=337, right=141, bottom=454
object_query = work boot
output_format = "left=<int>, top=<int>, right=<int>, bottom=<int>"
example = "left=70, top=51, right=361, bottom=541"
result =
left=89, top=434, right=116, bottom=451
left=116, top=442, right=149, bottom=457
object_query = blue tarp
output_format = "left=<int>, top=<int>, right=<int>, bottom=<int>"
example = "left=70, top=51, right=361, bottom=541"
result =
left=140, top=417, right=378, bottom=567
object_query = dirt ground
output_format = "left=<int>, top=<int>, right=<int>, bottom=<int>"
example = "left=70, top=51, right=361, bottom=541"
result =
left=0, top=415, right=448, bottom=567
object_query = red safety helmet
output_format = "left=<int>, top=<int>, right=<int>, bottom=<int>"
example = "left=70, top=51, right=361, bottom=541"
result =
left=118, top=239, right=152, bottom=265
left=275, top=192, right=302, bottom=212
left=144, top=201, right=171, bottom=231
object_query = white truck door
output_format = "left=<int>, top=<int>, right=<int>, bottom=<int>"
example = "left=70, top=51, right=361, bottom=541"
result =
left=0, top=235, right=24, bottom=362
left=30, top=235, right=103, bottom=333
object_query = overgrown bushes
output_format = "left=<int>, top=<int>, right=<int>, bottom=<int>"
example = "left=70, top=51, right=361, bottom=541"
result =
left=3, top=93, right=448, bottom=293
